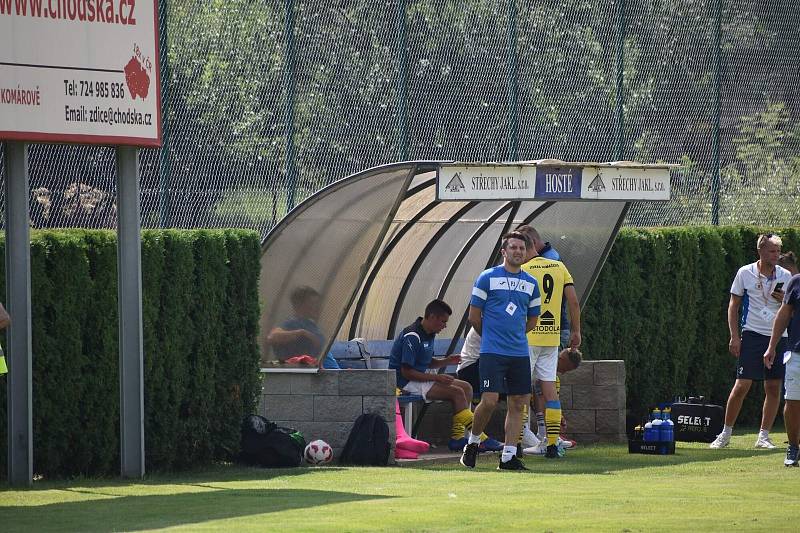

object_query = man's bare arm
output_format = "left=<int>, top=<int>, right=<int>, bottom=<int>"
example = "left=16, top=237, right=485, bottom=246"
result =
left=266, top=327, right=319, bottom=349
left=468, top=305, right=483, bottom=336
left=564, top=285, right=581, bottom=349
left=764, top=302, right=793, bottom=368
left=728, top=294, right=742, bottom=357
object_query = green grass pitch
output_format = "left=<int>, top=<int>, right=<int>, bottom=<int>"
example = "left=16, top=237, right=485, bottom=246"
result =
left=0, top=430, right=796, bottom=532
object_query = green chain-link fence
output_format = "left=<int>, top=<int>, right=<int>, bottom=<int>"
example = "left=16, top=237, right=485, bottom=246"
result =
left=2, top=0, right=799, bottom=237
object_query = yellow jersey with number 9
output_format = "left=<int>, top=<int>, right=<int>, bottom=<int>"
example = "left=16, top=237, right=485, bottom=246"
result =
left=522, top=257, right=574, bottom=346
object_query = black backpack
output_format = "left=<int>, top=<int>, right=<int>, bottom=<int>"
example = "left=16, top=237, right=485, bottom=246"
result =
left=339, top=413, right=390, bottom=466
left=240, top=414, right=306, bottom=467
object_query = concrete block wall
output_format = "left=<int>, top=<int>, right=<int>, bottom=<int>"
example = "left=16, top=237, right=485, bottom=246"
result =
left=413, top=404, right=509, bottom=447
left=412, top=360, right=627, bottom=445
left=560, top=359, right=626, bottom=443
left=259, top=369, right=397, bottom=462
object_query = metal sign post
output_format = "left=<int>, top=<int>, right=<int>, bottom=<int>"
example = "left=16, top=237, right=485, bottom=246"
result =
left=2, top=2, right=161, bottom=483
left=117, top=147, right=145, bottom=478
left=4, top=141, right=33, bottom=487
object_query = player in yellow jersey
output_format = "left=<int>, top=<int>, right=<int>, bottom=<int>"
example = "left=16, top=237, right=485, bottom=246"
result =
left=517, top=225, right=581, bottom=458
left=529, top=347, right=583, bottom=452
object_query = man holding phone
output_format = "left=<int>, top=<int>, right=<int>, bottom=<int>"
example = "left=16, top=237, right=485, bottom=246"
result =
left=711, top=234, right=794, bottom=449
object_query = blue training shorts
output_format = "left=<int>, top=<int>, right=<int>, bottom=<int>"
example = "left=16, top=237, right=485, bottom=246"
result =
left=737, top=330, right=785, bottom=381
left=478, top=354, right=531, bottom=395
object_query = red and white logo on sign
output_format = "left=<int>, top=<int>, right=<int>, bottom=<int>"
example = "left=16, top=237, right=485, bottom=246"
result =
left=124, top=56, right=150, bottom=100
left=124, top=44, right=153, bottom=100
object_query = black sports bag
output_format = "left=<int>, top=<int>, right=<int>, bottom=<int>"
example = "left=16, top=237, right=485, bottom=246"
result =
left=339, top=413, right=390, bottom=466
left=240, top=414, right=306, bottom=467
left=671, top=397, right=724, bottom=443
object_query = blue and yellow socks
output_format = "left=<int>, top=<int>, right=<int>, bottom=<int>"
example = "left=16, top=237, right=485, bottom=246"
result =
left=545, top=400, right=562, bottom=446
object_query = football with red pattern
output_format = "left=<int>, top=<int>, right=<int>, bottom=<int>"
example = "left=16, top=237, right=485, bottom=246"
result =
left=304, top=439, right=333, bottom=465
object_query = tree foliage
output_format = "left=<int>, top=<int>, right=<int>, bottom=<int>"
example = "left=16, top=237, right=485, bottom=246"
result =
left=162, top=0, right=799, bottom=228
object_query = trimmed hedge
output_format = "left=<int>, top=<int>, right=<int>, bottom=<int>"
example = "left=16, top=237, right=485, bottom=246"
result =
left=0, top=229, right=261, bottom=478
left=584, top=225, right=800, bottom=424
left=0, top=225, right=792, bottom=477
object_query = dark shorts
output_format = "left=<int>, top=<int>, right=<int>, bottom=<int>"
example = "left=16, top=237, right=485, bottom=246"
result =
left=457, top=362, right=480, bottom=396
left=737, top=330, right=786, bottom=381
left=457, top=361, right=506, bottom=401
left=478, top=354, right=531, bottom=395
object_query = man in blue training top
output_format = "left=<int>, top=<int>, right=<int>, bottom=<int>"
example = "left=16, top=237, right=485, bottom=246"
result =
left=389, top=299, right=504, bottom=451
left=460, top=231, right=541, bottom=471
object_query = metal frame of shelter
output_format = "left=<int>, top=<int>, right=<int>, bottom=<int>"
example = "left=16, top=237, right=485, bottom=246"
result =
left=259, top=160, right=672, bottom=370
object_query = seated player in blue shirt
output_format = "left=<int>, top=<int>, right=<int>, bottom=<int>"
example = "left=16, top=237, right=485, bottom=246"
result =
left=266, top=286, right=340, bottom=369
left=389, top=299, right=502, bottom=452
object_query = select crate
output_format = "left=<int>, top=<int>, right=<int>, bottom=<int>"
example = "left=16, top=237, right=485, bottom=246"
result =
left=628, top=439, right=675, bottom=455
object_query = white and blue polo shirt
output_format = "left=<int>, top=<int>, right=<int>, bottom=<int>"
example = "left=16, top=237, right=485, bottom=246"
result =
left=731, top=262, right=792, bottom=337
left=470, top=265, right=541, bottom=357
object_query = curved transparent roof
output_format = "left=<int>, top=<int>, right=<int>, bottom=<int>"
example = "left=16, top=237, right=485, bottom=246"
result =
left=259, top=161, right=628, bottom=369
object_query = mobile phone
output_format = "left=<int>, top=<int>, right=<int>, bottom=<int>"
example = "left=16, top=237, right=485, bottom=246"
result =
left=774, top=282, right=784, bottom=292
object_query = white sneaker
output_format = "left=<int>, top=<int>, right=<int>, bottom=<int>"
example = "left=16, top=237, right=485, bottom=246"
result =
left=785, top=445, right=799, bottom=466
left=557, top=436, right=576, bottom=449
left=521, top=427, right=540, bottom=448
left=522, top=442, right=547, bottom=455
left=709, top=432, right=731, bottom=449
left=755, top=435, right=777, bottom=449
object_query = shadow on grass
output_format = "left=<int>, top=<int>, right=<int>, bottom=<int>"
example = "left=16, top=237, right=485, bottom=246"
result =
left=408, top=445, right=783, bottom=475
left=1, top=487, right=392, bottom=532
left=142, top=464, right=349, bottom=484
left=1, top=464, right=348, bottom=491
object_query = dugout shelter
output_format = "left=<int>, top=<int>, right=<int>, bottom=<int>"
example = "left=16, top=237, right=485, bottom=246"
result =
left=259, top=160, right=672, bottom=369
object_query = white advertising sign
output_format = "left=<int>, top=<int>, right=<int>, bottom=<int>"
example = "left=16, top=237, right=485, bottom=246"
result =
left=437, top=165, right=537, bottom=201
left=580, top=166, right=670, bottom=201
left=1, top=0, right=161, bottom=146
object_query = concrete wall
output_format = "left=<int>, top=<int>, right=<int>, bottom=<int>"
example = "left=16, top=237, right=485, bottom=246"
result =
left=559, top=359, right=627, bottom=443
left=258, top=360, right=626, bottom=460
left=413, top=360, right=627, bottom=445
left=259, top=369, right=397, bottom=462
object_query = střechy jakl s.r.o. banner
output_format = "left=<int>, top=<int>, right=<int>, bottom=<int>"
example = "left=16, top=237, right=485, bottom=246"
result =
left=436, top=161, right=674, bottom=202
left=0, top=0, right=161, bottom=147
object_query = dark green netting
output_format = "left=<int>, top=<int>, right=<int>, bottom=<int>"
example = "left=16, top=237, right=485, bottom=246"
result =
left=2, top=0, right=798, bottom=233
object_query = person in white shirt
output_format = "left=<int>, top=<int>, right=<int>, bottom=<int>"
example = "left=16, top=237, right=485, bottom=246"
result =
left=710, top=234, right=792, bottom=449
